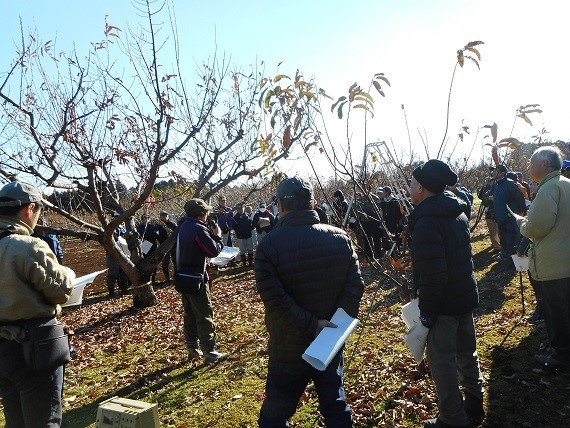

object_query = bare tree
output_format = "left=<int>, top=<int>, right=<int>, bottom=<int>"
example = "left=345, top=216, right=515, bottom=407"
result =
left=0, top=0, right=290, bottom=307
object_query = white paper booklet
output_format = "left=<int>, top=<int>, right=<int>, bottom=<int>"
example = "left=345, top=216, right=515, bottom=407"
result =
left=140, top=240, right=153, bottom=255
left=400, top=298, right=429, bottom=363
left=62, top=269, right=108, bottom=307
left=511, top=254, right=529, bottom=272
left=210, top=246, right=240, bottom=267
left=302, top=308, right=360, bottom=371
left=401, top=298, right=421, bottom=329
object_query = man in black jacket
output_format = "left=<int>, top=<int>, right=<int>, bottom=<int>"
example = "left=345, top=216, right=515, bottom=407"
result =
left=255, top=177, right=364, bottom=428
left=409, top=160, right=484, bottom=428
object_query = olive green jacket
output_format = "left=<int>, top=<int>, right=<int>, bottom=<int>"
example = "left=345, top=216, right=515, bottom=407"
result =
left=520, top=170, right=570, bottom=281
left=0, top=217, right=74, bottom=340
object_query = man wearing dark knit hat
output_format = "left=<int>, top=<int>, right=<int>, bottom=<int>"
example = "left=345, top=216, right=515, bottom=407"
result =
left=255, top=176, right=364, bottom=427
left=409, top=160, right=484, bottom=427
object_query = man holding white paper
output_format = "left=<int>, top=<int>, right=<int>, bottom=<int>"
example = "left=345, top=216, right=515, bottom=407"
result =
left=255, top=176, right=364, bottom=428
left=409, top=160, right=484, bottom=428
left=518, top=146, right=570, bottom=367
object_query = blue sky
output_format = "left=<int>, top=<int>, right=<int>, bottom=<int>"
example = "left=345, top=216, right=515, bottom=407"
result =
left=3, top=0, right=569, bottom=176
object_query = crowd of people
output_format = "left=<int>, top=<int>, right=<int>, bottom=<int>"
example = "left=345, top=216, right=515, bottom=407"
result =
left=1, top=145, right=569, bottom=427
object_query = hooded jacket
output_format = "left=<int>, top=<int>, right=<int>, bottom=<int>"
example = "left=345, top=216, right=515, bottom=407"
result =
left=255, top=210, right=364, bottom=363
left=409, top=192, right=478, bottom=318
left=0, top=217, right=74, bottom=339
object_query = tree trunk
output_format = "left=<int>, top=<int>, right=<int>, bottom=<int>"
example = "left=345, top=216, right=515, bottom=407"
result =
left=132, top=281, right=158, bottom=308
left=131, top=230, right=177, bottom=308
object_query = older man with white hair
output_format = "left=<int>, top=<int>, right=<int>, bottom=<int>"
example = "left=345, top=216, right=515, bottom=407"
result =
left=518, top=146, right=570, bottom=367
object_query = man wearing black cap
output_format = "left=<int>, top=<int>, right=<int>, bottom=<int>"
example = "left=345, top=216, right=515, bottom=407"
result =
left=0, top=181, right=75, bottom=427
left=177, top=198, right=227, bottom=364
left=255, top=176, right=364, bottom=427
left=409, top=160, right=484, bottom=427
left=492, top=164, right=526, bottom=266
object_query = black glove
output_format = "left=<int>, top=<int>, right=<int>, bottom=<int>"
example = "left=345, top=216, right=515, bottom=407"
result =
left=420, top=314, right=436, bottom=329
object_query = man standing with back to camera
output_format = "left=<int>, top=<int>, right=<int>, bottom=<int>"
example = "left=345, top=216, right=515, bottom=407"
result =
left=0, top=181, right=75, bottom=427
left=409, top=160, right=484, bottom=428
left=255, top=177, right=364, bottom=427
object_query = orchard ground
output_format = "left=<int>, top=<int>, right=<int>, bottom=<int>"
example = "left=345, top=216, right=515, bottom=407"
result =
left=1, top=213, right=569, bottom=427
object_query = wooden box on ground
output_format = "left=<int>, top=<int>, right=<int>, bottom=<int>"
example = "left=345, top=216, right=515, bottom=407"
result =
left=96, top=396, right=160, bottom=428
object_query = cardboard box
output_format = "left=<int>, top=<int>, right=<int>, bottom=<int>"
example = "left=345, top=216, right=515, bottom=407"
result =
left=96, top=396, right=160, bottom=428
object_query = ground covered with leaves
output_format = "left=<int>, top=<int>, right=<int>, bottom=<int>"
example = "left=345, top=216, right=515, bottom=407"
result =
left=3, top=221, right=569, bottom=427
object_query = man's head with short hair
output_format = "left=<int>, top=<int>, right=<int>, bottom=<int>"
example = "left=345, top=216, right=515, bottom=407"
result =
left=275, top=176, right=313, bottom=212
left=383, top=186, right=393, bottom=195
left=493, top=164, right=508, bottom=180
left=0, top=181, right=44, bottom=227
left=530, top=146, right=563, bottom=182
left=184, top=198, right=212, bottom=219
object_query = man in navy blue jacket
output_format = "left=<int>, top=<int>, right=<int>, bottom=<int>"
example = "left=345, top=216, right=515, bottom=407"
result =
left=410, top=160, right=484, bottom=428
left=492, top=165, right=526, bottom=265
left=255, top=177, right=364, bottom=428
left=178, top=199, right=226, bottom=364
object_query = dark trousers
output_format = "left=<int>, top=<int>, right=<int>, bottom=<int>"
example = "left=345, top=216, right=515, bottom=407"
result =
left=105, top=253, right=128, bottom=295
left=360, top=221, right=382, bottom=258
left=259, top=353, right=351, bottom=428
left=162, top=247, right=177, bottom=280
left=497, top=218, right=520, bottom=261
left=528, top=272, right=543, bottom=315
left=427, top=313, right=484, bottom=426
left=539, top=277, right=570, bottom=362
left=182, top=283, right=216, bottom=353
left=0, top=339, right=64, bottom=427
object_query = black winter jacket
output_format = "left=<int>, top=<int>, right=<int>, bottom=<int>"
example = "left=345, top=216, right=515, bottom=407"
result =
left=255, top=210, right=364, bottom=363
left=409, top=191, right=478, bottom=319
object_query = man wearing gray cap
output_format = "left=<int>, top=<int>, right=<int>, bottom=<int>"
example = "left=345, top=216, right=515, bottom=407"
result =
left=255, top=176, right=364, bottom=427
left=0, top=181, right=75, bottom=427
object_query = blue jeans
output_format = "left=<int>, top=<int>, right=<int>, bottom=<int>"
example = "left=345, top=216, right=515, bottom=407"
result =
left=0, top=338, right=64, bottom=427
left=259, top=353, right=351, bottom=428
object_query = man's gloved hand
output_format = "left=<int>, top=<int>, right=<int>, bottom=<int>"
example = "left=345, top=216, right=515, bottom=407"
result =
left=420, top=314, right=436, bottom=329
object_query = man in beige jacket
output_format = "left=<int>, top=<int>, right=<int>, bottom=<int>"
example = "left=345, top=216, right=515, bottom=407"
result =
left=518, top=146, right=570, bottom=367
left=0, top=181, right=75, bottom=427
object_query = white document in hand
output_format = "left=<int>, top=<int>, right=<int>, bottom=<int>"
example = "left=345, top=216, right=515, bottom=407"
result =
left=511, top=254, right=529, bottom=272
left=62, top=269, right=108, bottom=308
left=400, top=298, right=429, bottom=363
left=506, top=205, right=525, bottom=221
left=404, top=324, right=430, bottom=363
left=140, top=240, right=153, bottom=255
left=302, top=308, right=360, bottom=371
